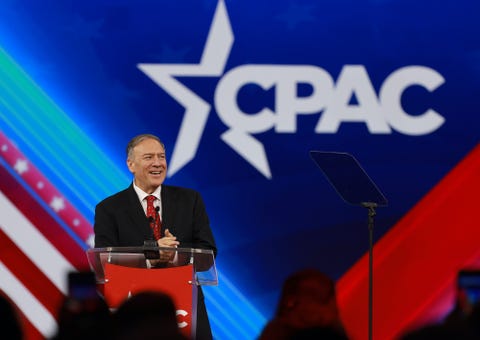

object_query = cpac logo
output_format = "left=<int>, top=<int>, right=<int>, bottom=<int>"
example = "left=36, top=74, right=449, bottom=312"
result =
left=138, top=0, right=445, bottom=179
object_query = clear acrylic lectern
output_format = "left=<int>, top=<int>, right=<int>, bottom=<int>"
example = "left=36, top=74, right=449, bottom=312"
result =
left=86, top=246, right=217, bottom=339
left=86, top=246, right=218, bottom=286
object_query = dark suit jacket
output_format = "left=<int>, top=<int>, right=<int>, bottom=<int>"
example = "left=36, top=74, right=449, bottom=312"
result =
left=94, top=184, right=216, bottom=255
left=94, top=184, right=216, bottom=339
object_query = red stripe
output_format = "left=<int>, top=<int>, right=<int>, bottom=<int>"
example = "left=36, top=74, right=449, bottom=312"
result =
left=0, top=132, right=94, bottom=242
left=337, top=143, right=480, bottom=339
left=0, top=229, right=64, bottom=317
left=0, top=164, right=89, bottom=270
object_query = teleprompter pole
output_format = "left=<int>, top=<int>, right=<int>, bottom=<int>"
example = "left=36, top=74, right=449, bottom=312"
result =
left=362, top=202, right=377, bottom=340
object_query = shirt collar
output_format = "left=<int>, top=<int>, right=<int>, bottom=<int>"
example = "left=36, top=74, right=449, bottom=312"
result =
left=132, top=182, right=162, bottom=202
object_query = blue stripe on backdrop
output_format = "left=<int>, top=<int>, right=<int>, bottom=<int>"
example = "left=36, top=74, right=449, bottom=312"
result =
left=204, top=272, right=267, bottom=339
left=0, top=47, right=129, bottom=215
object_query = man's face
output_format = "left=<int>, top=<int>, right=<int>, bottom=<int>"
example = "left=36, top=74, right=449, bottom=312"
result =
left=127, top=138, right=167, bottom=194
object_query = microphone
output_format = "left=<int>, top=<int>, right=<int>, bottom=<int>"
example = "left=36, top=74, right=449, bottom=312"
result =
left=143, top=239, right=160, bottom=260
left=148, top=207, right=160, bottom=221
left=148, top=205, right=159, bottom=221
left=154, top=206, right=165, bottom=235
left=148, top=206, right=159, bottom=224
left=144, top=207, right=159, bottom=260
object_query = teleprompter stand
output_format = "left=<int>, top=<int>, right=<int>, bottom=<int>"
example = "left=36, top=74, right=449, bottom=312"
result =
left=310, top=151, right=387, bottom=340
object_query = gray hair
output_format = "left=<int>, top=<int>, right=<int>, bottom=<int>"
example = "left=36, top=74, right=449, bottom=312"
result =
left=126, top=134, right=165, bottom=160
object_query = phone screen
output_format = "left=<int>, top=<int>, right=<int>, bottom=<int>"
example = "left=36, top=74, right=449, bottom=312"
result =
left=457, top=270, right=480, bottom=312
left=68, top=271, right=98, bottom=301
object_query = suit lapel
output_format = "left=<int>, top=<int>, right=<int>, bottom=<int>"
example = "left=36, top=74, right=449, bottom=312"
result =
left=161, top=185, right=174, bottom=231
left=126, top=184, right=152, bottom=237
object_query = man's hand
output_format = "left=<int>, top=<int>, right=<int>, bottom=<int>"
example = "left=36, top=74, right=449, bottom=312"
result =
left=157, top=229, right=179, bottom=248
left=155, top=229, right=179, bottom=262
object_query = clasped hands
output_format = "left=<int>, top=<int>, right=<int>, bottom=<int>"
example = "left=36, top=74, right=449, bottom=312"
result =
left=151, top=229, right=179, bottom=265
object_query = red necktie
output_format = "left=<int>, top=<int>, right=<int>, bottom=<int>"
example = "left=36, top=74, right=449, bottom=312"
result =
left=146, top=195, right=162, bottom=241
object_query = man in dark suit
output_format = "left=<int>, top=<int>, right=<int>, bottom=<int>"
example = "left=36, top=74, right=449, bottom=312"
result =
left=94, top=133, right=217, bottom=339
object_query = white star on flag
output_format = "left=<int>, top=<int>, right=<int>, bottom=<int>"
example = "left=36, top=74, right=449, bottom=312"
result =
left=14, top=159, right=29, bottom=175
left=86, top=234, right=95, bottom=248
left=50, top=196, right=65, bottom=212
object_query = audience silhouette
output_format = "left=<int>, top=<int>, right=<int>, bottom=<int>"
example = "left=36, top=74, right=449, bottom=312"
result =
left=40, top=267, right=480, bottom=340
left=51, top=288, right=110, bottom=340
left=400, top=269, right=480, bottom=340
left=259, top=268, right=347, bottom=340
left=0, top=290, right=23, bottom=340
left=112, top=291, right=188, bottom=340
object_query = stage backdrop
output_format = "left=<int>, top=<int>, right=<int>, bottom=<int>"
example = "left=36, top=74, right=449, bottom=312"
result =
left=0, top=0, right=479, bottom=339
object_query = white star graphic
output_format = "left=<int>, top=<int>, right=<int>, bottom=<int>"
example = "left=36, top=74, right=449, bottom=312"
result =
left=138, top=0, right=234, bottom=177
left=37, top=181, right=45, bottom=190
left=86, top=234, right=95, bottom=248
left=50, top=196, right=66, bottom=212
left=1, top=144, right=8, bottom=152
left=14, top=159, right=29, bottom=175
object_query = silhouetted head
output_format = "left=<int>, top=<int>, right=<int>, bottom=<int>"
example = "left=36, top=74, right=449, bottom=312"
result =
left=0, top=291, right=22, bottom=340
left=276, top=269, right=340, bottom=329
left=113, top=291, right=187, bottom=339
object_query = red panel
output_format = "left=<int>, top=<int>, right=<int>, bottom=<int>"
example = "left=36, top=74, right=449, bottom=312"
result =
left=104, top=263, right=195, bottom=338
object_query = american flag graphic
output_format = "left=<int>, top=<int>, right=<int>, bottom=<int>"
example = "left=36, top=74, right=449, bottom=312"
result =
left=0, top=131, right=93, bottom=339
